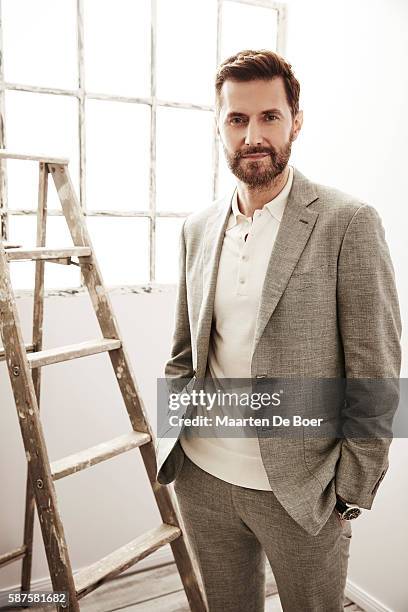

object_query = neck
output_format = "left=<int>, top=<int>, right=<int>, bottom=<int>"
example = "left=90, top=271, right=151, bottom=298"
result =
left=236, top=165, right=290, bottom=218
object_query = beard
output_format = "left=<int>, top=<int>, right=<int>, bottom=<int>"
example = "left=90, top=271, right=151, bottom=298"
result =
left=223, top=132, right=293, bottom=189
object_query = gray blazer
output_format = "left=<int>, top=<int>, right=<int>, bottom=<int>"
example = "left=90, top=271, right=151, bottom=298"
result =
left=155, top=167, right=402, bottom=536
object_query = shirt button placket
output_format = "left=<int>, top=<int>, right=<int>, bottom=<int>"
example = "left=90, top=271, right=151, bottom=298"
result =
left=237, top=225, right=249, bottom=296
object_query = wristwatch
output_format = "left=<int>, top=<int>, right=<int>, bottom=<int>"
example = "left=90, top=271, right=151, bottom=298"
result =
left=335, top=496, right=362, bottom=520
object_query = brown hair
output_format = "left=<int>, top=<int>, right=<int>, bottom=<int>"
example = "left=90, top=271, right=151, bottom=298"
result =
left=215, top=49, right=300, bottom=118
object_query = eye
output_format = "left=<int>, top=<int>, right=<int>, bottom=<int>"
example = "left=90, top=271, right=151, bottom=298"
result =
left=265, top=113, right=278, bottom=122
left=229, top=116, right=247, bottom=125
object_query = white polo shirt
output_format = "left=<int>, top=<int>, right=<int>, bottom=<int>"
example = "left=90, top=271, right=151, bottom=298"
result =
left=180, top=165, right=294, bottom=489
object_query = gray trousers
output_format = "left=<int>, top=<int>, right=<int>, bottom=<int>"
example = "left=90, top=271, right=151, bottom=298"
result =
left=174, top=452, right=352, bottom=612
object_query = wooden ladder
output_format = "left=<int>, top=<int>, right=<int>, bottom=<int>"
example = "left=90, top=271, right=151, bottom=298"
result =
left=0, top=151, right=206, bottom=611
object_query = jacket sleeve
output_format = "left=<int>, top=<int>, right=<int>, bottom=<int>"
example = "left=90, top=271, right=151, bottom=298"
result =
left=164, top=219, right=194, bottom=394
left=335, top=204, right=402, bottom=508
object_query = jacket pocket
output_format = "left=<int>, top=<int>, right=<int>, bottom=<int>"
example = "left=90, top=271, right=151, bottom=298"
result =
left=286, top=264, right=332, bottom=292
left=290, top=262, right=331, bottom=278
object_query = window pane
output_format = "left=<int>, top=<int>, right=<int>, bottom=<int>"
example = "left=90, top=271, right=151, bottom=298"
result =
left=86, top=218, right=149, bottom=285
left=6, top=159, right=39, bottom=211
left=84, top=0, right=150, bottom=97
left=156, top=107, right=214, bottom=212
left=8, top=215, right=37, bottom=291
left=2, top=0, right=77, bottom=89
left=7, top=215, right=81, bottom=290
left=85, top=99, right=150, bottom=211
left=44, top=217, right=82, bottom=289
left=155, top=217, right=185, bottom=283
left=156, top=0, right=217, bottom=106
left=5, top=91, right=80, bottom=210
left=221, top=3, right=278, bottom=61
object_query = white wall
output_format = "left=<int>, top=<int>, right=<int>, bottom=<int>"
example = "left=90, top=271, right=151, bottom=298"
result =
left=1, top=0, right=407, bottom=609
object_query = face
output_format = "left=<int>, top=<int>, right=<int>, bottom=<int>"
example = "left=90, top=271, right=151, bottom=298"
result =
left=216, top=77, right=303, bottom=188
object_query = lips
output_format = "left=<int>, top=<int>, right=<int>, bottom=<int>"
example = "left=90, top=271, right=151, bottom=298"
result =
left=242, top=153, right=269, bottom=159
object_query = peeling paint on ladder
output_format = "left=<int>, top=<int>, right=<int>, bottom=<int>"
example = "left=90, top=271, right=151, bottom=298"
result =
left=58, top=183, right=70, bottom=202
left=52, top=525, right=67, bottom=564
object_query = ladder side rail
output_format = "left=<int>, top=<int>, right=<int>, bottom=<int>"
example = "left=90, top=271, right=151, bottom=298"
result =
left=50, top=164, right=208, bottom=611
left=49, top=164, right=175, bottom=498
left=21, top=161, right=48, bottom=592
left=0, top=247, right=79, bottom=611
left=0, top=343, right=34, bottom=361
left=49, top=164, right=152, bottom=437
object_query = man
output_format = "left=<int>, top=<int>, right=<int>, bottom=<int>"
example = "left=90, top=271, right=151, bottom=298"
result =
left=155, top=50, right=401, bottom=611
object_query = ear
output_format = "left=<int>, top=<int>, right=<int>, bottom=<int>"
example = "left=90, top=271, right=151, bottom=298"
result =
left=291, top=110, right=303, bottom=141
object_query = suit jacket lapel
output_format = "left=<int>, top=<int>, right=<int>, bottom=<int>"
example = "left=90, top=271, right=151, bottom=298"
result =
left=196, top=191, right=233, bottom=376
left=196, top=167, right=320, bottom=377
left=251, top=169, right=319, bottom=356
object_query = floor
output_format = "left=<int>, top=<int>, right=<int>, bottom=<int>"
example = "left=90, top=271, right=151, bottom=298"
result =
left=74, top=561, right=363, bottom=611
left=5, top=559, right=364, bottom=611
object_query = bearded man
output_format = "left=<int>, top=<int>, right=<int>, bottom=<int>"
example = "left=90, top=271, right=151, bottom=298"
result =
left=156, top=50, right=401, bottom=612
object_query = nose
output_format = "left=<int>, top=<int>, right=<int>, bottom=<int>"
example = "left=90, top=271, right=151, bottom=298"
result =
left=244, top=119, right=263, bottom=147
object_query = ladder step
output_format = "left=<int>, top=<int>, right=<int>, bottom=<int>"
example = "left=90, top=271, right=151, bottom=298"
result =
left=0, top=546, right=27, bottom=568
left=6, top=247, right=91, bottom=261
left=0, top=343, right=34, bottom=362
left=27, top=339, right=121, bottom=368
left=74, top=524, right=182, bottom=598
left=0, top=150, right=69, bottom=164
left=51, top=431, right=151, bottom=480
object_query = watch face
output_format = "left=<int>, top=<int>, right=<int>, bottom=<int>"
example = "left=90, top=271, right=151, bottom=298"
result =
left=344, top=507, right=362, bottom=520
